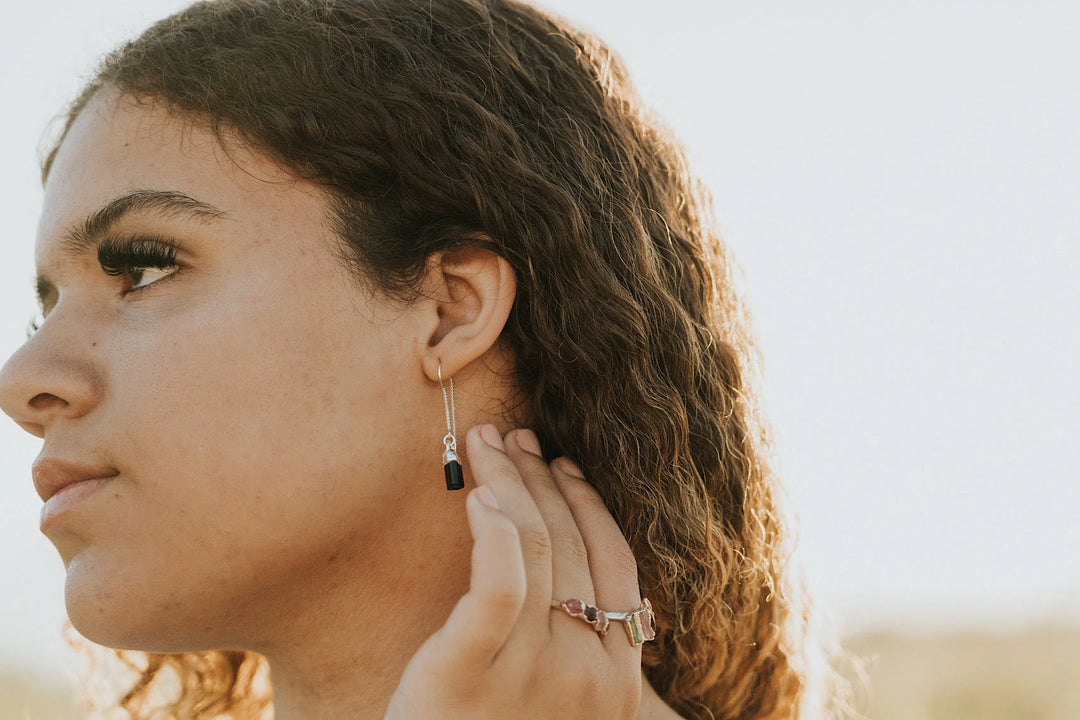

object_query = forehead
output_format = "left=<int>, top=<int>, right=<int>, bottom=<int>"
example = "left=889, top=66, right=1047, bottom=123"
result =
left=37, top=91, right=331, bottom=267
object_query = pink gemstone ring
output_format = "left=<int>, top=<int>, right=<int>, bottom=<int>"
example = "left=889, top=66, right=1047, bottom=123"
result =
left=552, top=597, right=657, bottom=646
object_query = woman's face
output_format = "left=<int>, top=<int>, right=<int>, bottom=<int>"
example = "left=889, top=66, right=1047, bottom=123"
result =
left=0, top=92, right=453, bottom=652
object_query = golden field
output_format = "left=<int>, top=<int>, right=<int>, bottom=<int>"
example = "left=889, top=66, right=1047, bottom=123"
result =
left=3, top=622, right=1079, bottom=719
left=836, top=621, right=1080, bottom=720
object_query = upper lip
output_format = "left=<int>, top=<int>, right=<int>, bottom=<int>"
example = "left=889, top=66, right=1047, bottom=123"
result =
left=32, top=457, right=119, bottom=502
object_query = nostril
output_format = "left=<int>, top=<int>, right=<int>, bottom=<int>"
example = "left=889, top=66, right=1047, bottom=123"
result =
left=29, top=393, right=67, bottom=410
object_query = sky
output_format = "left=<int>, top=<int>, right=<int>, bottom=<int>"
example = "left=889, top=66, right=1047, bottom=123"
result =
left=1, top=0, right=1078, bottom=680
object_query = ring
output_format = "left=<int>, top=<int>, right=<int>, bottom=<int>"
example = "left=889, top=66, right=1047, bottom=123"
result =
left=552, top=597, right=657, bottom=646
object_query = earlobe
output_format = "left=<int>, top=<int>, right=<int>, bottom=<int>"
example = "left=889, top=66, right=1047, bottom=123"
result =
left=420, top=244, right=517, bottom=382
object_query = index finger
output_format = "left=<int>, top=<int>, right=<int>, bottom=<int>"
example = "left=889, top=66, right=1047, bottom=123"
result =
left=464, top=424, right=553, bottom=638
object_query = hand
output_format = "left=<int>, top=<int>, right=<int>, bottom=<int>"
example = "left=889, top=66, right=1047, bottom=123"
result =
left=383, top=424, right=646, bottom=720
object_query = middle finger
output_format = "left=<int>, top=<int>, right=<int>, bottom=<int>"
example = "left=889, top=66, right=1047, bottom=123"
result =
left=504, top=429, right=597, bottom=636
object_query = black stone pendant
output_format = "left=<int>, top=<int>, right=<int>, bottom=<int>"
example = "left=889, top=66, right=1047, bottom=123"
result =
left=444, top=459, right=464, bottom=491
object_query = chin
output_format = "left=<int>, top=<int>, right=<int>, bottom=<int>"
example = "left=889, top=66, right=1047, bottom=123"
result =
left=62, top=551, right=226, bottom=654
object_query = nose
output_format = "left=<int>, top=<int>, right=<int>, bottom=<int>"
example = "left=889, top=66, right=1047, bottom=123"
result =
left=0, top=318, right=102, bottom=439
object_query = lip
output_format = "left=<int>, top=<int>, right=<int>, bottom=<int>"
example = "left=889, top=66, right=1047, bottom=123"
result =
left=32, top=457, right=119, bottom=503
left=40, top=477, right=114, bottom=532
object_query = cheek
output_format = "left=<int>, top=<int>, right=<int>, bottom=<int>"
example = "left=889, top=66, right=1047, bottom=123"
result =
left=107, top=276, right=422, bottom=546
left=66, top=279, right=429, bottom=648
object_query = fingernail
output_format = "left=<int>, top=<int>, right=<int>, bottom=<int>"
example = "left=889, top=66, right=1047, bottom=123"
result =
left=556, top=457, right=586, bottom=479
left=478, top=424, right=505, bottom=450
left=474, top=485, right=500, bottom=509
left=516, top=429, right=543, bottom=457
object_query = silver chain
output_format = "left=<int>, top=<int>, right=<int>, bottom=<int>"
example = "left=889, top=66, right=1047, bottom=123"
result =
left=439, top=364, right=457, bottom=452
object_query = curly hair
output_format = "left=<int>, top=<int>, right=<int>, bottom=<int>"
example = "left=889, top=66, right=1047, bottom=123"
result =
left=44, top=0, right=842, bottom=717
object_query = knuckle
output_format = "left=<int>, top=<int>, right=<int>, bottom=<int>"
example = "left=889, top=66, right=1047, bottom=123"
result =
left=514, top=461, right=557, bottom=495
left=575, top=662, right=604, bottom=705
left=483, top=585, right=525, bottom=614
left=559, top=476, right=602, bottom=504
left=472, top=447, right=524, bottom=488
left=489, top=454, right=525, bottom=484
left=560, top=535, right=590, bottom=568
left=520, top=526, right=552, bottom=562
left=613, top=545, right=640, bottom=582
left=584, top=662, right=639, bottom=719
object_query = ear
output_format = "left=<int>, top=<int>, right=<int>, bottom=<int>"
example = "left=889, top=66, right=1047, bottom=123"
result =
left=418, top=244, right=517, bottom=382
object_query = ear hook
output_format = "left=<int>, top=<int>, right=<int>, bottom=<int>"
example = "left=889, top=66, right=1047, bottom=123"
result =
left=438, top=361, right=464, bottom=490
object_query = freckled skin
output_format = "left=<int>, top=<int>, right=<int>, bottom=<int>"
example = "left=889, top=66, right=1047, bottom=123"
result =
left=0, top=91, right=491, bottom=715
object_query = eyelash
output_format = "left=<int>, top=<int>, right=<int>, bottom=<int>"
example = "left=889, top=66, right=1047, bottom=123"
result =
left=26, top=314, right=42, bottom=339
left=27, top=235, right=182, bottom=337
left=98, top=235, right=181, bottom=294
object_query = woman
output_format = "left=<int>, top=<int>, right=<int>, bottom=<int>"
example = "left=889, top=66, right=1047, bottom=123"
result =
left=0, top=0, right=822, bottom=717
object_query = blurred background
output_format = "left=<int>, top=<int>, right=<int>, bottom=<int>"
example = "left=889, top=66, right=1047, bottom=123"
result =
left=1, top=1, right=1077, bottom=718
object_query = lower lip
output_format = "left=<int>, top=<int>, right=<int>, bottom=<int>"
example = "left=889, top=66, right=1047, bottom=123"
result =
left=40, top=478, right=113, bottom=531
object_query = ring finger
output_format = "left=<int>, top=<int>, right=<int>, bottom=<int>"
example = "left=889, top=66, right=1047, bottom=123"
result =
left=551, top=457, right=646, bottom=657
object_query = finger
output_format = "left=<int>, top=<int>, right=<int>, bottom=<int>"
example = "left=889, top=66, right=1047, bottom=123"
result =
left=434, top=486, right=526, bottom=668
left=551, top=458, right=644, bottom=654
left=464, top=424, right=553, bottom=637
left=503, top=430, right=596, bottom=623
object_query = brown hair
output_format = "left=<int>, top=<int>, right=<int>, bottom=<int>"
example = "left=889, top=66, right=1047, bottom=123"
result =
left=46, top=0, right=836, bottom=717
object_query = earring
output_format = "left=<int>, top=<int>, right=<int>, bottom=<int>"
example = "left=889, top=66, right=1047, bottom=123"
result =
left=439, top=362, right=465, bottom=491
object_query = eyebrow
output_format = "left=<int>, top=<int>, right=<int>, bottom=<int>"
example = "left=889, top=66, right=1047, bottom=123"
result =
left=61, top=189, right=227, bottom=256
left=36, top=189, right=227, bottom=307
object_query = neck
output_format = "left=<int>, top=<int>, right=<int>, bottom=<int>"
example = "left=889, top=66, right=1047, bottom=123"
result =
left=260, top=360, right=521, bottom=719
left=246, top=452, right=684, bottom=720
left=258, top=464, right=473, bottom=720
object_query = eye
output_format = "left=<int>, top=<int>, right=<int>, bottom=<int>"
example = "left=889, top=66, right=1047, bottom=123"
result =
left=98, top=236, right=181, bottom=295
left=128, top=264, right=179, bottom=291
